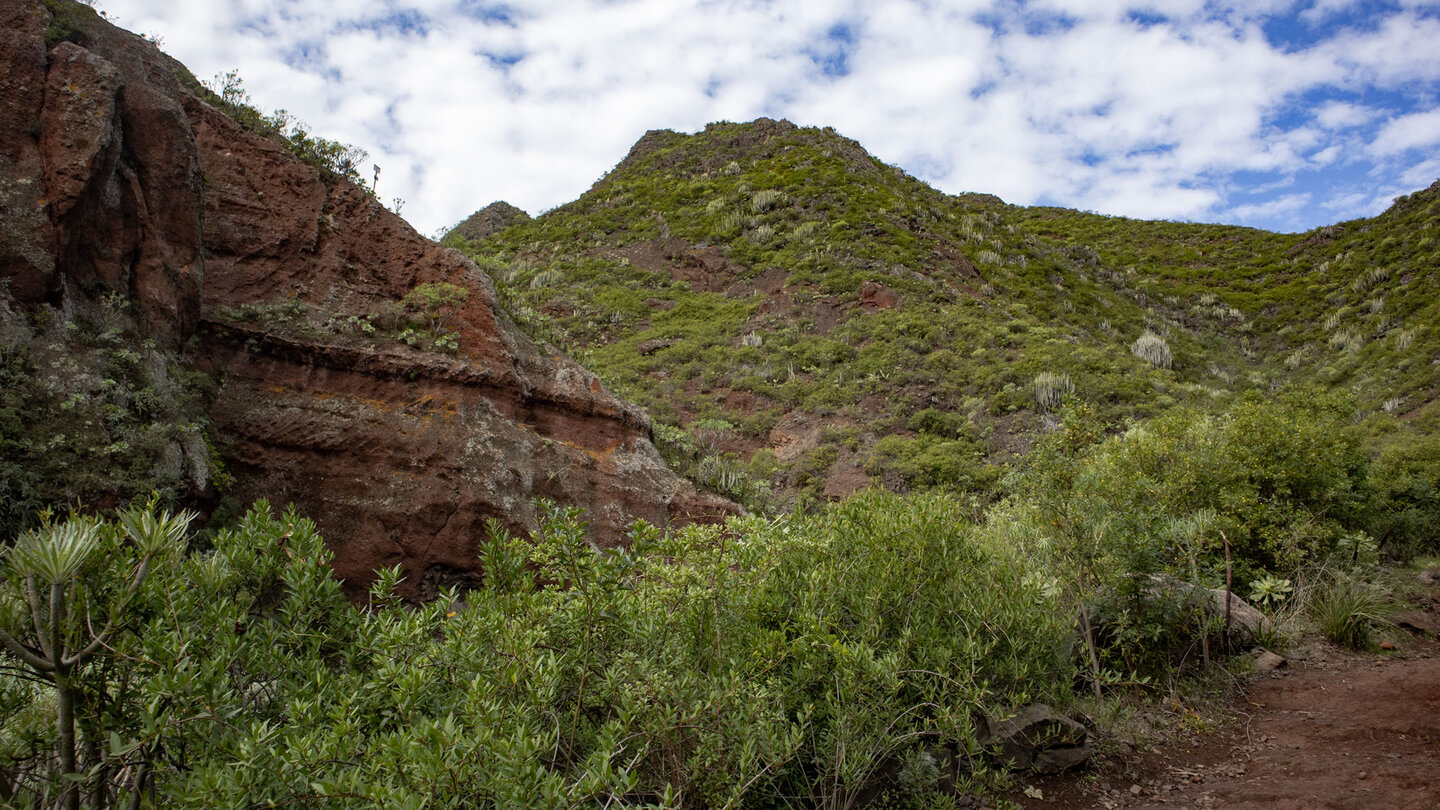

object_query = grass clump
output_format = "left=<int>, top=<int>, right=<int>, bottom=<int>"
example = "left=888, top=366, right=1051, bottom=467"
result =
left=1131, top=331, right=1173, bottom=369
left=1307, top=573, right=1388, bottom=650
left=1033, top=371, right=1073, bottom=413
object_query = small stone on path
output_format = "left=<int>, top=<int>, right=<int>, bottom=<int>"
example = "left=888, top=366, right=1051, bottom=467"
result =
left=1253, top=649, right=1287, bottom=672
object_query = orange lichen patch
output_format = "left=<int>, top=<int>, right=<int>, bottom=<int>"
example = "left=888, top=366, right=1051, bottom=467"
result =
left=556, top=437, right=624, bottom=463
left=402, top=395, right=460, bottom=419
left=306, top=389, right=462, bottom=421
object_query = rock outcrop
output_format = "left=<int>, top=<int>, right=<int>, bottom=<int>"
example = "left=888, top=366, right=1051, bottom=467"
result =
left=978, top=704, right=1092, bottom=775
left=0, top=0, right=735, bottom=600
left=445, top=201, right=531, bottom=243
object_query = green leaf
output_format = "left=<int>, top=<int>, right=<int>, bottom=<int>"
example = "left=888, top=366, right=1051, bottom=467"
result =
left=8, top=517, right=102, bottom=583
left=117, top=503, right=194, bottom=556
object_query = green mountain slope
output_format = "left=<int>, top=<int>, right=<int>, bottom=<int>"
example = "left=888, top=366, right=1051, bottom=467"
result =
left=1013, top=180, right=1440, bottom=425
left=447, top=119, right=1439, bottom=508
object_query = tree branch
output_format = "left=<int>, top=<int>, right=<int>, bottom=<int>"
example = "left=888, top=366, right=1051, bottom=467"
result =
left=0, top=625, right=53, bottom=672
left=26, top=575, right=51, bottom=661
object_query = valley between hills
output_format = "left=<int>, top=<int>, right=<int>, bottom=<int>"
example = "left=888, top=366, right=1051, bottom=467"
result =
left=2, top=0, right=1439, bottom=807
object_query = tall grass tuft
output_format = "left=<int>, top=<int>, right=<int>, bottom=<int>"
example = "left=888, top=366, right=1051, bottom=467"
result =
left=1033, top=371, right=1073, bottom=413
left=750, top=189, right=786, bottom=213
left=1328, top=327, right=1364, bottom=353
left=529, top=268, right=563, bottom=289
left=1351, top=266, right=1390, bottom=294
left=1131, top=331, right=1173, bottom=369
left=1308, top=574, right=1388, bottom=650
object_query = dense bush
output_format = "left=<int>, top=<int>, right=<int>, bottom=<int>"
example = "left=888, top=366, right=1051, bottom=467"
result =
left=2, top=491, right=1074, bottom=807
left=865, top=433, right=1000, bottom=494
left=1001, top=388, right=1371, bottom=686
left=1364, top=432, right=1440, bottom=558
left=1023, top=388, right=1367, bottom=582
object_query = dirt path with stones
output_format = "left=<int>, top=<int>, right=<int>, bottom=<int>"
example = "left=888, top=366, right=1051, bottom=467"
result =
left=1009, top=596, right=1440, bottom=809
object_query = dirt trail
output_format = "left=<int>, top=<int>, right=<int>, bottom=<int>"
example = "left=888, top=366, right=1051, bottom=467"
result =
left=1010, top=602, right=1440, bottom=809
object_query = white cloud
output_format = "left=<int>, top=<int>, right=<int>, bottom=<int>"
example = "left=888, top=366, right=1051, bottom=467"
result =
left=1226, top=191, right=1311, bottom=223
left=1369, top=109, right=1440, bottom=157
left=1300, top=0, right=1364, bottom=24
left=1321, top=190, right=1370, bottom=211
left=97, top=0, right=1440, bottom=234
left=1398, top=156, right=1440, bottom=189
left=1308, top=144, right=1343, bottom=166
left=1314, top=101, right=1376, bottom=129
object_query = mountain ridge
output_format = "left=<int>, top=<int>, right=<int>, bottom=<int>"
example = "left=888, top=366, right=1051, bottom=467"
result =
left=448, top=119, right=1440, bottom=507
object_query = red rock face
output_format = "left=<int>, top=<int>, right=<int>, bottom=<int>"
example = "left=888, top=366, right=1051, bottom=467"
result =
left=0, top=2, right=56, bottom=302
left=0, top=0, right=735, bottom=600
left=1, top=3, right=203, bottom=342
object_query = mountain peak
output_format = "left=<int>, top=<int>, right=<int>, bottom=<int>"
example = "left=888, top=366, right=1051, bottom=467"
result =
left=445, top=200, right=531, bottom=243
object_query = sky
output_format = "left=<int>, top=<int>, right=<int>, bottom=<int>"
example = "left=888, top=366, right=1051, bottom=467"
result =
left=95, top=0, right=1440, bottom=237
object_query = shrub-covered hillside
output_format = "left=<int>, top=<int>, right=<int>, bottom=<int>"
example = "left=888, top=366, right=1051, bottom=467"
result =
left=447, top=120, right=1440, bottom=508
left=1011, top=179, right=1440, bottom=430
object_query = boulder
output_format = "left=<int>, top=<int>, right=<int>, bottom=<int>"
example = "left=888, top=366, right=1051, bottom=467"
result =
left=1393, top=610, right=1440, bottom=638
left=1252, top=648, right=1287, bottom=672
left=1146, top=574, right=1270, bottom=649
left=978, top=704, right=1091, bottom=774
left=860, top=280, right=901, bottom=310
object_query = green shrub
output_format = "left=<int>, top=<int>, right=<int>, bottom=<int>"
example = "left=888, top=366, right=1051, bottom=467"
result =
left=1364, top=432, right=1440, bottom=558
left=867, top=433, right=999, bottom=494
left=1004, top=389, right=1374, bottom=685
left=1032, top=388, right=1368, bottom=581
left=1, top=493, right=1080, bottom=807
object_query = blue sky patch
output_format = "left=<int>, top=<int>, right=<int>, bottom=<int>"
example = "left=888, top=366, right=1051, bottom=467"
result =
left=458, top=1, right=517, bottom=26
left=805, top=21, right=857, bottom=78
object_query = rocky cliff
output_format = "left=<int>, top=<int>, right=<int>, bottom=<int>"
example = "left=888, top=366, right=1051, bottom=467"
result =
left=0, top=0, right=734, bottom=600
